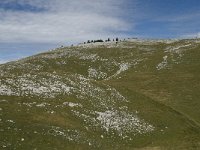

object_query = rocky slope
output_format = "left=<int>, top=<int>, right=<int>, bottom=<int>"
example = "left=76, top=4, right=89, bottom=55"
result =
left=0, top=39, right=200, bottom=149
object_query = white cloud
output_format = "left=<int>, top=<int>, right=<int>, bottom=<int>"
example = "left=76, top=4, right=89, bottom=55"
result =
left=0, top=0, right=135, bottom=44
left=180, top=32, right=200, bottom=39
left=0, top=59, right=8, bottom=64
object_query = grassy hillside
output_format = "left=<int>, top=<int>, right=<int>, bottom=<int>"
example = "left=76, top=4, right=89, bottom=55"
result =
left=0, top=39, right=200, bottom=149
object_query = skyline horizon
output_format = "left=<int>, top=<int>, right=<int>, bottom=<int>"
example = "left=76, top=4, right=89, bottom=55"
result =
left=0, top=36, right=199, bottom=65
left=0, top=0, right=200, bottom=63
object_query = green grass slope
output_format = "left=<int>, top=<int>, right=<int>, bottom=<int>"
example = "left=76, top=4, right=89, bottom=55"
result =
left=0, top=39, right=200, bottom=149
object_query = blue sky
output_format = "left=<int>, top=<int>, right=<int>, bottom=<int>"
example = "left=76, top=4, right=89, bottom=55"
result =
left=0, top=0, right=200, bottom=63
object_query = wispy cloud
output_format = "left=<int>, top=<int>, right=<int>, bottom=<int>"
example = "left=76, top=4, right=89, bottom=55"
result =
left=131, top=0, right=200, bottom=39
left=0, top=0, right=136, bottom=44
left=0, top=60, right=7, bottom=64
left=180, top=32, right=200, bottom=39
